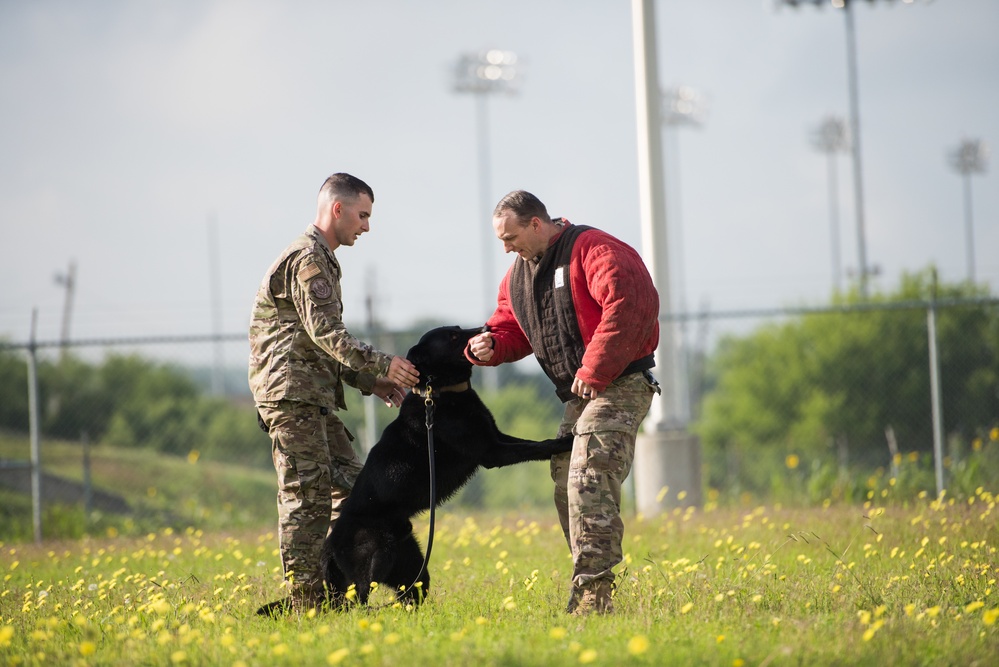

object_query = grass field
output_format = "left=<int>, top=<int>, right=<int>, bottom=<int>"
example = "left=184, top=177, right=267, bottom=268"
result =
left=2, top=490, right=997, bottom=666
left=0, top=434, right=276, bottom=541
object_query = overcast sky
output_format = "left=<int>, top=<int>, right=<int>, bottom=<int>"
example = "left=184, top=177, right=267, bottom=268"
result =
left=1, top=0, right=996, bottom=352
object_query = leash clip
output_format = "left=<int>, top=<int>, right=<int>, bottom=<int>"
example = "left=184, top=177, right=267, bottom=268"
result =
left=424, top=381, right=435, bottom=429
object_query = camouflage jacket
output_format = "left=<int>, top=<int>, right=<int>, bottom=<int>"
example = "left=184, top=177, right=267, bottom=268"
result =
left=248, top=225, right=393, bottom=410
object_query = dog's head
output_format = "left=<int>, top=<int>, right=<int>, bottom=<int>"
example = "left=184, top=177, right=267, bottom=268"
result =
left=406, top=325, right=482, bottom=389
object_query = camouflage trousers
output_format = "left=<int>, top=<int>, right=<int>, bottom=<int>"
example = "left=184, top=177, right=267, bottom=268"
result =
left=551, top=371, right=657, bottom=590
left=257, top=400, right=363, bottom=595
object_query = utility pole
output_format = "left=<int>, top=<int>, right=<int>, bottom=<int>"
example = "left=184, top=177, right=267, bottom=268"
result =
left=54, top=260, right=77, bottom=363
left=28, top=309, right=42, bottom=543
left=207, top=213, right=225, bottom=395
left=631, top=0, right=702, bottom=514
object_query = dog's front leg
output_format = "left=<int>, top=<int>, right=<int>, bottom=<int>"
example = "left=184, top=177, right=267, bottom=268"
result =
left=480, top=435, right=574, bottom=469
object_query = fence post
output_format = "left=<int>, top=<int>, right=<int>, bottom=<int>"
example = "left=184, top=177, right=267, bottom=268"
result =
left=926, top=285, right=945, bottom=498
left=82, top=430, right=92, bottom=517
left=27, top=308, right=42, bottom=543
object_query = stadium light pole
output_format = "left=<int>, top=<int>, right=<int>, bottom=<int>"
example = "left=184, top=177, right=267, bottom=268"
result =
left=661, top=85, right=708, bottom=424
left=452, top=50, right=519, bottom=393
left=773, top=0, right=929, bottom=297
left=947, top=138, right=989, bottom=284
left=632, top=0, right=702, bottom=515
left=810, top=116, right=850, bottom=294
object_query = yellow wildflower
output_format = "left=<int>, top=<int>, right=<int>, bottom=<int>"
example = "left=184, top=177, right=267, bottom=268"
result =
left=627, top=635, right=649, bottom=655
left=327, top=648, right=350, bottom=665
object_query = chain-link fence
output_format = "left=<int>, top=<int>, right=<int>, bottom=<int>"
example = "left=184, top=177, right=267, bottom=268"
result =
left=0, top=325, right=565, bottom=542
left=1, top=296, right=997, bottom=541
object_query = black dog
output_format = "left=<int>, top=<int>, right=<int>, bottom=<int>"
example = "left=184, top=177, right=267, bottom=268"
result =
left=316, top=325, right=572, bottom=609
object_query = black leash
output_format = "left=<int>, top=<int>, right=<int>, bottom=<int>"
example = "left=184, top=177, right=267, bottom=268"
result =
left=372, top=380, right=437, bottom=609
left=415, top=382, right=438, bottom=595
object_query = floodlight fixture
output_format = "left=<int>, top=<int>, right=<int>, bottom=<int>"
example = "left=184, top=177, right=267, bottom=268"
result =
left=810, top=116, right=850, bottom=154
left=948, top=138, right=989, bottom=283
left=948, top=138, right=989, bottom=176
left=453, top=50, right=520, bottom=96
left=662, top=85, right=708, bottom=127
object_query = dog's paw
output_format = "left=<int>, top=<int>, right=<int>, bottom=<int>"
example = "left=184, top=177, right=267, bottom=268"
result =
left=553, top=435, right=574, bottom=452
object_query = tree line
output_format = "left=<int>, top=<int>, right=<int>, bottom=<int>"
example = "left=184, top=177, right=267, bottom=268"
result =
left=694, top=270, right=999, bottom=501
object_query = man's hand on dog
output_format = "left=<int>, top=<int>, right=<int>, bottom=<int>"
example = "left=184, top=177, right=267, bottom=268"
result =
left=388, top=356, right=420, bottom=389
left=468, top=331, right=494, bottom=361
left=372, top=378, right=407, bottom=407
left=571, top=377, right=600, bottom=401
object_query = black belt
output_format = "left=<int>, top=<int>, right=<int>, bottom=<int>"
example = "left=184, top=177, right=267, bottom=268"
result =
left=619, top=353, right=655, bottom=379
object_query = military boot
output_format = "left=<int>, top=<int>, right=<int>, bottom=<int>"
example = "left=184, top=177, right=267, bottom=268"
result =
left=565, top=585, right=581, bottom=614
left=569, top=579, right=613, bottom=616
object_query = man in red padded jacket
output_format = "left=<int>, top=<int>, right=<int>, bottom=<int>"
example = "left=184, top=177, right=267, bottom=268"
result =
left=466, top=189, right=661, bottom=615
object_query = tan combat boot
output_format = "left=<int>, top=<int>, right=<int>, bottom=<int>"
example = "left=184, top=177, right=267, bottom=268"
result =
left=570, top=579, right=613, bottom=616
left=565, top=585, right=581, bottom=614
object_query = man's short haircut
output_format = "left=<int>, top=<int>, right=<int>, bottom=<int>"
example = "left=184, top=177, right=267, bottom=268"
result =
left=319, top=173, right=374, bottom=203
left=493, top=190, right=549, bottom=227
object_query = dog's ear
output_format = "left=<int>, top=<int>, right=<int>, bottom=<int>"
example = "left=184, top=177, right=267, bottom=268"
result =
left=406, top=342, right=427, bottom=372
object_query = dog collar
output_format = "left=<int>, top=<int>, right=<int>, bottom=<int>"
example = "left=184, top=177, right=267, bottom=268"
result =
left=412, top=382, right=471, bottom=398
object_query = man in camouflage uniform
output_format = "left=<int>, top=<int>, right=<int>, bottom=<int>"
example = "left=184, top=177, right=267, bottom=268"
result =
left=249, top=173, right=419, bottom=614
left=466, top=190, right=660, bottom=616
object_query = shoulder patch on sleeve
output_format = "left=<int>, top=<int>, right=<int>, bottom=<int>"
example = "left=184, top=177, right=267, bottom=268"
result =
left=310, top=278, right=332, bottom=300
